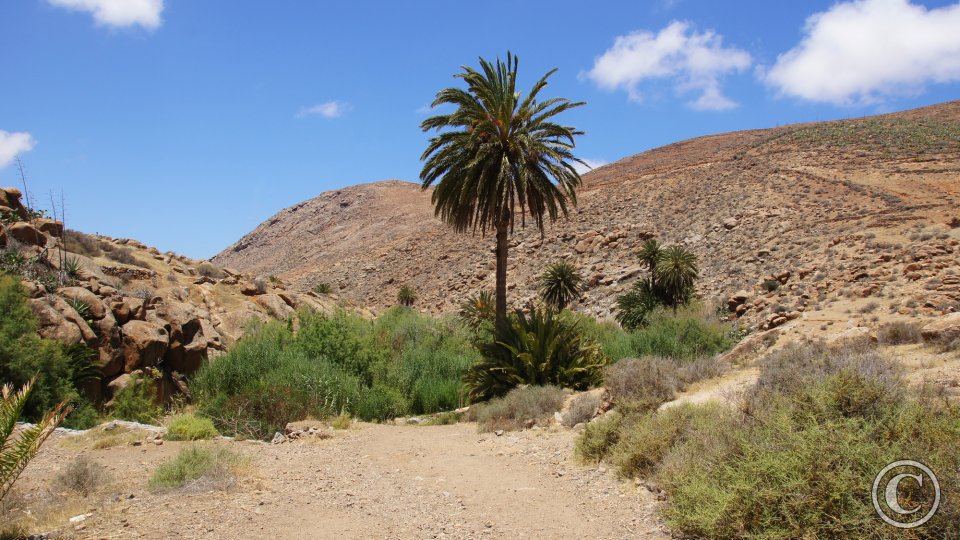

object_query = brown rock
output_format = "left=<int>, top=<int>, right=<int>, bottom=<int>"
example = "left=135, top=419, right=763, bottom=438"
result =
left=29, top=298, right=83, bottom=345
left=34, top=218, right=64, bottom=238
left=58, top=287, right=107, bottom=319
left=120, top=320, right=169, bottom=371
left=920, top=313, right=960, bottom=343
left=7, top=222, right=46, bottom=247
left=0, top=226, right=5, bottom=248
left=256, top=294, right=295, bottom=319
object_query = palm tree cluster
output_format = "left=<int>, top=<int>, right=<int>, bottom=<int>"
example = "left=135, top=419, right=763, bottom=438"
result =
left=420, top=52, right=585, bottom=335
left=616, top=239, right=699, bottom=329
left=397, top=285, right=417, bottom=307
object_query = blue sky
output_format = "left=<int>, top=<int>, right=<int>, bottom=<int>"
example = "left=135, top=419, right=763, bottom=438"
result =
left=2, top=0, right=959, bottom=259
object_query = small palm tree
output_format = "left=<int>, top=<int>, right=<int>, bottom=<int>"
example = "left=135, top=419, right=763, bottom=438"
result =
left=615, top=280, right=660, bottom=330
left=637, top=238, right=662, bottom=286
left=397, top=285, right=417, bottom=307
left=655, top=245, right=699, bottom=311
left=538, top=261, right=583, bottom=310
left=420, top=52, right=585, bottom=335
left=1, top=378, right=71, bottom=502
left=459, top=290, right=495, bottom=330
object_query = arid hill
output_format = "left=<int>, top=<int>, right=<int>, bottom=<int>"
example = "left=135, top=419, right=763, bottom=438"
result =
left=214, top=101, right=960, bottom=336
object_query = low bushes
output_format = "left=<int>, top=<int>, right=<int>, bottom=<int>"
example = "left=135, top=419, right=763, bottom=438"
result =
left=166, top=414, right=219, bottom=441
left=467, top=385, right=566, bottom=432
left=110, top=375, right=162, bottom=424
left=603, top=355, right=725, bottom=414
left=55, top=455, right=110, bottom=496
left=192, top=307, right=477, bottom=439
left=578, top=341, right=960, bottom=538
left=149, top=445, right=245, bottom=490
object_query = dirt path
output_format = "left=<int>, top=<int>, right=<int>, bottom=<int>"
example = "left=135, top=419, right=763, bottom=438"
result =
left=21, top=423, right=669, bottom=539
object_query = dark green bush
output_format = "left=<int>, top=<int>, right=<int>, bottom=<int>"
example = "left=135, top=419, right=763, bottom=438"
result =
left=0, top=274, right=98, bottom=428
left=111, top=374, right=163, bottom=424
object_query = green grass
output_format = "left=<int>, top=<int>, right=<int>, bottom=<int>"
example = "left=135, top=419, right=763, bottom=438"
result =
left=166, top=414, right=220, bottom=440
left=149, top=445, right=245, bottom=490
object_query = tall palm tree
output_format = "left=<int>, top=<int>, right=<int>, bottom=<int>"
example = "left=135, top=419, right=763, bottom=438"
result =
left=538, top=261, right=583, bottom=310
left=637, top=238, right=662, bottom=287
left=420, top=52, right=585, bottom=334
left=655, top=245, right=699, bottom=311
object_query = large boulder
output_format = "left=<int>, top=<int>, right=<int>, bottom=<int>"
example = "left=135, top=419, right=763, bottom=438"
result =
left=0, top=226, right=5, bottom=248
left=151, top=301, right=207, bottom=374
left=7, top=222, right=46, bottom=247
left=921, top=313, right=960, bottom=344
left=120, top=320, right=169, bottom=371
left=58, top=287, right=107, bottom=319
left=28, top=298, right=83, bottom=345
left=0, top=188, right=27, bottom=219
left=35, top=218, right=64, bottom=238
left=256, top=294, right=295, bottom=319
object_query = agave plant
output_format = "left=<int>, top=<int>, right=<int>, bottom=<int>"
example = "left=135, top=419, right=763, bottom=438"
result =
left=64, top=297, right=92, bottom=322
left=63, top=256, right=85, bottom=280
left=313, top=282, right=332, bottom=295
left=1, top=378, right=71, bottom=502
left=538, top=261, right=583, bottom=310
left=397, top=285, right=417, bottom=307
left=458, top=290, right=495, bottom=330
left=464, top=308, right=607, bottom=401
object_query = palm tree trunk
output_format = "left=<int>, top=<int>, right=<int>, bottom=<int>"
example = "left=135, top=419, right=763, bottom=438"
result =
left=495, top=223, right=509, bottom=337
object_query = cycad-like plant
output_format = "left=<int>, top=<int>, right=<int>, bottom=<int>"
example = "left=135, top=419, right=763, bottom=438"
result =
left=1, top=378, right=71, bottom=502
left=538, top=261, right=583, bottom=310
left=64, top=256, right=85, bottom=280
left=420, top=52, right=585, bottom=335
left=312, top=282, right=332, bottom=295
left=655, top=245, right=699, bottom=310
left=464, top=308, right=606, bottom=401
left=397, top=285, right=417, bottom=307
left=459, top=290, right=495, bottom=330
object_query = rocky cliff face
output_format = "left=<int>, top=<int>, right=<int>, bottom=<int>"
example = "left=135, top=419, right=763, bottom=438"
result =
left=1, top=186, right=346, bottom=404
left=214, top=101, right=960, bottom=337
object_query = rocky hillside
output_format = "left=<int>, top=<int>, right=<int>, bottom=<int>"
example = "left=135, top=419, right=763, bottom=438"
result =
left=214, top=101, right=960, bottom=336
left=0, top=187, right=346, bottom=404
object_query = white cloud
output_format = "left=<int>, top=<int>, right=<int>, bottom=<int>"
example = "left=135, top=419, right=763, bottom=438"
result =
left=764, top=0, right=960, bottom=105
left=47, top=0, right=163, bottom=30
left=583, top=21, right=751, bottom=111
left=296, top=101, right=352, bottom=119
left=0, top=131, right=36, bottom=169
left=573, top=158, right=608, bottom=175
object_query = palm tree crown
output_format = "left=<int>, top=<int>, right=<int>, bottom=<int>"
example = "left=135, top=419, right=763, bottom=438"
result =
left=538, top=261, right=583, bottom=310
left=655, top=245, right=699, bottom=309
left=420, top=52, right=585, bottom=332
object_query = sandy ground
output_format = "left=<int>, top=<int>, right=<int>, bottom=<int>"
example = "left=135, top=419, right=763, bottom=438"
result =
left=14, top=423, right=669, bottom=540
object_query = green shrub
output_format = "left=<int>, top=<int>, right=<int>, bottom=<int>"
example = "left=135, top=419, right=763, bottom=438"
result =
left=468, top=385, right=566, bottom=432
left=330, top=412, right=351, bottom=430
left=761, top=279, right=780, bottom=292
left=582, top=340, right=960, bottom=539
left=458, top=290, right=495, bottom=331
left=575, top=411, right=623, bottom=463
left=312, top=282, right=332, bottom=294
left=0, top=274, right=97, bottom=428
left=111, top=375, right=162, bottom=424
left=397, top=285, right=416, bottom=307
left=149, top=445, right=245, bottom=490
left=628, top=312, right=732, bottom=361
left=166, top=414, right=219, bottom=441
left=464, top=308, right=607, bottom=402
left=193, top=308, right=476, bottom=439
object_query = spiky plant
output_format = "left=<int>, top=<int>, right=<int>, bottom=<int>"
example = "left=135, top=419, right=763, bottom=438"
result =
left=458, top=290, right=495, bottom=330
left=615, top=280, right=661, bottom=330
left=420, top=52, right=585, bottom=335
left=538, top=261, right=583, bottom=310
left=63, top=256, right=84, bottom=280
left=1, top=378, right=71, bottom=502
left=313, top=282, right=332, bottom=295
left=64, top=297, right=92, bottom=322
left=655, top=245, right=699, bottom=311
left=397, top=285, right=417, bottom=307
left=464, top=308, right=606, bottom=401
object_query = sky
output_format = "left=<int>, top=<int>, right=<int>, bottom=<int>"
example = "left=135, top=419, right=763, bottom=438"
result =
left=1, top=0, right=959, bottom=259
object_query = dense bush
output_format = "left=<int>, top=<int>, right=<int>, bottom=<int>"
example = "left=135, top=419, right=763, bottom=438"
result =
left=110, top=375, right=163, bottom=424
left=463, top=308, right=607, bottom=402
left=192, top=307, right=477, bottom=439
left=579, top=341, right=960, bottom=538
left=166, top=414, right=219, bottom=441
left=0, top=274, right=99, bottom=429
